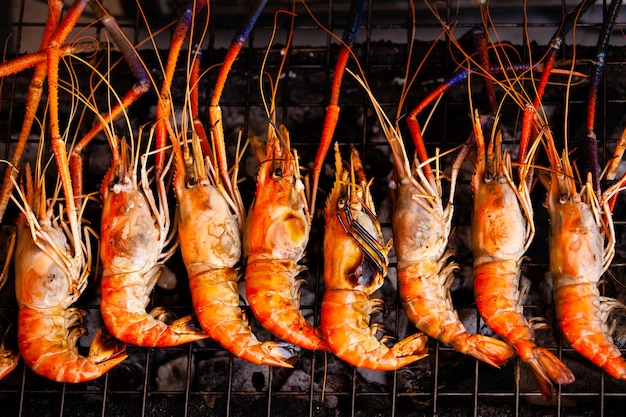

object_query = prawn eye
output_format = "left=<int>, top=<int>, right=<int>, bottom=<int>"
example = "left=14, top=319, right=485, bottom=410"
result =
left=186, top=177, right=197, bottom=188
left=559, top=193, right=569, bottom=204
left=272, top=167, right=283, bottom=180
left=108, top=181, right=122, bottom=194
left=483, top=172, right=494, bottom=183
left=337, top=197, right=347, bottom=210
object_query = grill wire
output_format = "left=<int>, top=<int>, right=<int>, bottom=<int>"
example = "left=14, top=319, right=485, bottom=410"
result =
left=1, top=0, right=626, bottom=416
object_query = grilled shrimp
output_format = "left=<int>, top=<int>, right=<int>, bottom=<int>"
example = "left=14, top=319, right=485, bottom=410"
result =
left=99, top=137, right=207, bottom=347
left=321, top=143, right=428, bottom=370
left=470, top=112, right=574, bottom=397
left=175, top=131, right=300, bottom=366
left=14, top=165, right=126, bottom=382
left=543, top=127, right=626, bottom=380
left=244, top=124, right=328, bottom=351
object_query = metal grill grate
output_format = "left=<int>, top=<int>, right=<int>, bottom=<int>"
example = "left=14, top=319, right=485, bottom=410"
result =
left=1, top=1, right=626, bottom=416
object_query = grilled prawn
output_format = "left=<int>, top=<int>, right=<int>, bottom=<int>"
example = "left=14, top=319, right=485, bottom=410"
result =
left=470, top=112, right=574, bottom=397
left=14, top=165, right=126, bottom=382
left=244, top=124, right=328, bottom=351
left=99, top=138, right=207, bottom=347
left=543, top=127, right=626, bottom=380
left=321, top=143, right=428, bottom=370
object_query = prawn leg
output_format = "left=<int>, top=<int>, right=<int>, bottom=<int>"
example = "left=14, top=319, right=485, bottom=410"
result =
left=154, top=0, right=208, bottom=179
left=0, top=231, right=18, bottom=380
left=0, top=322, right=19, bottom=380
left=518, top=0, right=596, bottom=166
left=0, top=0, right=64, bottom=223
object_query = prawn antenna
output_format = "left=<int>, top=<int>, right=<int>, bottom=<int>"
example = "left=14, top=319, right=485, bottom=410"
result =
left=586, top=0, right=622, bottom=195
left=310, top=0, right=366, bottom=220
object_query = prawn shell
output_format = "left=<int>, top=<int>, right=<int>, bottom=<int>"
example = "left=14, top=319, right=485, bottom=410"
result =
left=100, top=179, right=160, bottom=275
left=471, top=177, right=527, bottom=263
left=399, top=261, right=461, bottom=345
left=321, top=289, right=428, bottom=370
left=176, top=181, right=240, bottom=270
left=17, top=307, right=126, bottom=383
left=392, top=178, right=447, bottom=266
left=244, top=175, right=309, bottom=261
left=246, top=259, right=327, bottom=351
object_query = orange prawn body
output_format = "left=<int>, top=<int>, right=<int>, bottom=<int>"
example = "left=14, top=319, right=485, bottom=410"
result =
left=545, top=142, right=626, bottom=380
left=244, top=125, right=328, bottom=351
left=14, top=169, right=126, bottom=382
left=470, top=114, right=574, bottom=397
left=321, top=143, right=427, bottom=370
left=175, top=133, right=300, bottom=366
left=99, top=142, right=207, bottom=347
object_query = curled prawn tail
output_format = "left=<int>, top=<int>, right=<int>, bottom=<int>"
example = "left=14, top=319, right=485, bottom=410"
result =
left=601, top=355, right=626, bottom=381
left=322, top=289, right=428, bottom=370
left=89, top=327, right=127, bottom=364
left=245, top=259, right=329, bottom=351
left=555, top=284, right=626, bottom=380
left=517, top=341, right=575, bottom=398
left=18, top=308, right=127, bottom=383
left=100, top=272, right=208, bottom=347
left=459, top=334, right=515, bottom=368
left=189, top=266, right=301, bottom=367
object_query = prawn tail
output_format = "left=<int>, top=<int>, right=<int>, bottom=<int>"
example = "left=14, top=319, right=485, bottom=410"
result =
left=525, top=346, right=575, bottom=398
left=18, top=309, right=127, bottom=383
left=462, top=334, right=515, bottom=368
left=88, top=327, right=127, bottom=365
left=254, top=341, right=301, bottom=368
left=322, top=290, right=428, bottom=370
left=30, top=349, right=127, bottom=384
left=189, top=268, right=301, bottom=367
left=246, top=260, right=329, bottom=351
left=100, top=273, right=208, bottom=347
left=103, top=309, right=207, bottom=347
left=602, top=356, right=626, bottom=381
left=389, top=332, right=430, bottom=363
left=363, top=332, right=430, bottom=371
